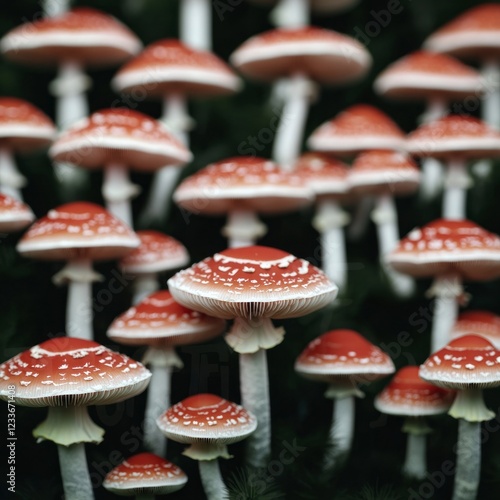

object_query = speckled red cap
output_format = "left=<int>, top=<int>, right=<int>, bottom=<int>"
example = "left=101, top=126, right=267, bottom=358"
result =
left=375, top=366, right=455, bottom=416
left=424, top=4, right=500, bottom=60
left=388, top=219, right=500, bottom=280
left=374, top=51, right=482, bottom=100
left=1, top=7, right=142, bottom=67
left=308, top=104, right=406, bottom=156
left=107, top=290, right=225, bottom=345
left=113, top=39, right=241, bottom=97
left=174, top=157, right=313, bottom=215
left=17, top=202, right=140, bottom=261
left=0, top=337, right=151, bottom=407
left=50, top=109, right=192, bottom=172
left=103, top=453, right=187, bottom=496
left=168, top=246, right=337, bottom=320
left=0, top=193, right=34, bottom=232
left=451, top=311, right=500, bottom=348
left=230, top=27, right=371, bottom=84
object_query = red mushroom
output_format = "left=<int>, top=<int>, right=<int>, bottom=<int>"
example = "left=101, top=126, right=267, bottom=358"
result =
left=0, top=337, right=151, bottom=500
left=450, top=310, right=500, bottom=348
left=0, top=193, right=34, bottom=233
left=168, top=246, right=337, bottom=467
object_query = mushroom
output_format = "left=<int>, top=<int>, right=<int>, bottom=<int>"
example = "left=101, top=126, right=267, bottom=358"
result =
left=295, top=329, right=395, bottom=469
left=168, top=246, right=338, bottom=467
left=0, top=193, right=34, bottom=233
left=119, top=230, right=190, bottom=305
left=388, top=219, right=500, bottom=352
left=17, top=202, right=140, bottom=340
left=420, top=335, right=500, bottom=500
left=230, top=27, right=372, bottom=170
left=107, top=290, right=226, bottom=457
left=374, top=366, right=455, bottom=479
left=103, top=452, right=188, bottom=498
left=0, top=337, right=151, bottom=500
left=49, top=108, right=192, bottom=226
left=450, top=310, right=500, bottom=348
left=173, top=156, right=313, bottom=248
left=0, top=97, right=56, bottom=200
left=406, top=115, right=500, bottom=219
left=112, top=40, right=241, bottom=224
left=157, top=394, right=257, bottom=500
left=349, top=150, right=420, bottom=297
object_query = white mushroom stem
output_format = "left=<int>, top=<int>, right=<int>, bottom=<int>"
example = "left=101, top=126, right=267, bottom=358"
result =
left=132, top=273, right=159, bottom=305
left=223, top=210, right=268, bottom=248
left=372, top=194, right=415, bottom=298
left=0, top=148, right=26, bottom=200
left=143, top=347, right=183, bottom=457
left=58, top=444, right=94, bottom=500
left=180, top=0, right=212, bottom=51
left=312, top=199, right=350, bottom=292
left=402, top=417, right=432, bottom=480
left=272, top=74, right=315, bottom=171
left=443, top=158, right=471, bottom=220
left=53, top=259, right=104, bottom=341
left=428, top=274, right=463, bottom=353
left=270, top=0, right=309, bottom=28
left=453, top=420, right=481, bottom=500
left=199, top=460, right=228, bottom=500
left=347, top=196, right=374, bottom=241
left=481, top=60, right=500, bottom=129
left=42, top=0, right=71, bottom=17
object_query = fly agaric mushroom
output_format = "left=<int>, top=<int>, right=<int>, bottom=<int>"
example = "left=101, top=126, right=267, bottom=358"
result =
left=119, top=230, right=190, bottom=305
left=0, top=97, right=56, bottom=200
left=349, top=150, right=420, bottom=297
left=50, top=108, right=192, bottom=226
left=406, top=115, right=500, bottom=219
left=450, top=310, right=500, bottom=348
left=168, top=246, right=337, bottom=467
left=17, top=202, right=140, bottom=340
left=0, top=193, right=34, bottom=233
left=173, top=156, right=313, bottom=248
left=157, top=394, right=257, bottom=500
left=420, top=335, right=500, bottom=500
left=103, top=452, right=188, bottom=497
left=388, top=219, right=500, bottom=352
left=230, top=27, right=372, bottom=170
left=107, top=290, right=226, bottom=457
left=374, top=366, right=455, bottom=479
left=112, top=39, right=241, bottom=225
left=295, top=329, right=395, bottom=469
left=0, top=337, right=151, bottom=500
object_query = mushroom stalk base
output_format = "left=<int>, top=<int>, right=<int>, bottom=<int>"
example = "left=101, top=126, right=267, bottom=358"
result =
left=403, top=433, right=427, bottom=480
left=223, top=210, right=267, bottom=248
left=443, top=158, right=470, bottom=220
left=0, top=149, right=26, bottom=200
left=453, top=420, right=481, bottom=500
left=199, top=460, right=228, bottom=500
left=449, top=388, right=494, bottom=422
left=132, top=273, right=159, bottom=305
left=58, top=442, right=95, bottom=500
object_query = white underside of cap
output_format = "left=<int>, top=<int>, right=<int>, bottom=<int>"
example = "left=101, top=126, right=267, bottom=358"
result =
left=389, top=249, right=500, bottom=266
left=349, top=169, right=421, bottom=189
left=0, top=124, right=55, bottom=142
left=120, top=254, right=189, bottom=274
left=308, top=135, right=405, bottom=153
left=295, top=362, right=395, bottom=377
left=308, top=179, right=349, bottom=195
left=374, top=399, right=449, bottom=416
left=104, top=476, right=187, bottom=493
left=425, top=31, right=500, bottom=56
left=407, top=137, right=500, bottom=157
left=420, top=365, right=500, bottom=388
left=0, top=211, right=34, bottom=224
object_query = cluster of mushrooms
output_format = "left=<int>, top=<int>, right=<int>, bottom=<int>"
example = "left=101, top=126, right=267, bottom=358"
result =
left=0, top=2, right=500, bottom=500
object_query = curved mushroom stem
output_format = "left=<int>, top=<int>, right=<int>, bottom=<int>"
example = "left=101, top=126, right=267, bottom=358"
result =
left=402, top=417, right=432, bottom=480
left=180, top=0, right=212, bottom=50
left=443, top=158, right=471, bottom=220
left=42, top=0, right=71, bottom=17
left=0, top=148, right=26, bottom=200
left=372, top=194, right=415, bottom=297
left=223, top=210, right=268, bottom=248
left=199, top=460, right=228, bottom=500
left=272, top=73, right=314, bottom=171
left=58, top=444, right=95, bottom=500
left=132, top=273, right=159, bottom=305
left=347, top=196, right=374, bottom=241
left=453, top=420, right=481, bottom=500
left=270, top=0, right=309, bottom=28
left=313, top=199, right=349, bottom=292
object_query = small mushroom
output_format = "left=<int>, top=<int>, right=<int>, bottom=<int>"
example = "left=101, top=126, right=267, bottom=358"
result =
left=451, top=310, right=500, bottom=348
left=0, top=193, right=34, bottom=233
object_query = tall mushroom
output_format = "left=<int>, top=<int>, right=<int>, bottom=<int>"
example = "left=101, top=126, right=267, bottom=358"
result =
left=0, top=193, right=34, bottom=233
left=107, top=290, right=226, bottom=457
left=168, top=246, right=337, bottom=467
left=17, top=202, right=140, bottom=340
left=0, top=337, right=151, bottom=500
left=450, top=310, right=500, bottom=348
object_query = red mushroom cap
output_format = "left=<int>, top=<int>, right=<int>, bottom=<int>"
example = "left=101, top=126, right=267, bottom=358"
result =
left=420, top=335, right=500, bottom=389
left=374, top=51, right=482, bottom=101
left=0, top=193, right=34, bottom=232
left=0, top=98, right=56, bottom=151
left=107, top=290, right=226, bottom=345
left=374, top=366, right=455, bottom=416
left=388, top=219, right=500, bottom=281
left=406, top=115, right=500, bottom=160
left=113, top=39, right=241, bottom=97
left=173, top=157, right=312, bottom=215
left=119, top=230, right=189, bottom=274
left=1, top=8, right=142, bottom=67
left=230, top=27, right=371, bottom=84
left=308, top=104, right=406, bottom=156
left=50, top=109, right=192, bottom=172
left=0, top=337, right=151, bottom=407
left=295, top=329, right=395, bottom=382
left=17, top=202, right=140, bottom=261
left=451, top=311, right=500, bottom=348
left=168, top=245, right=337, bottom=320
left=103, top=453, right=187, bottom=495
left=349, top=150, right=420, bottom=196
